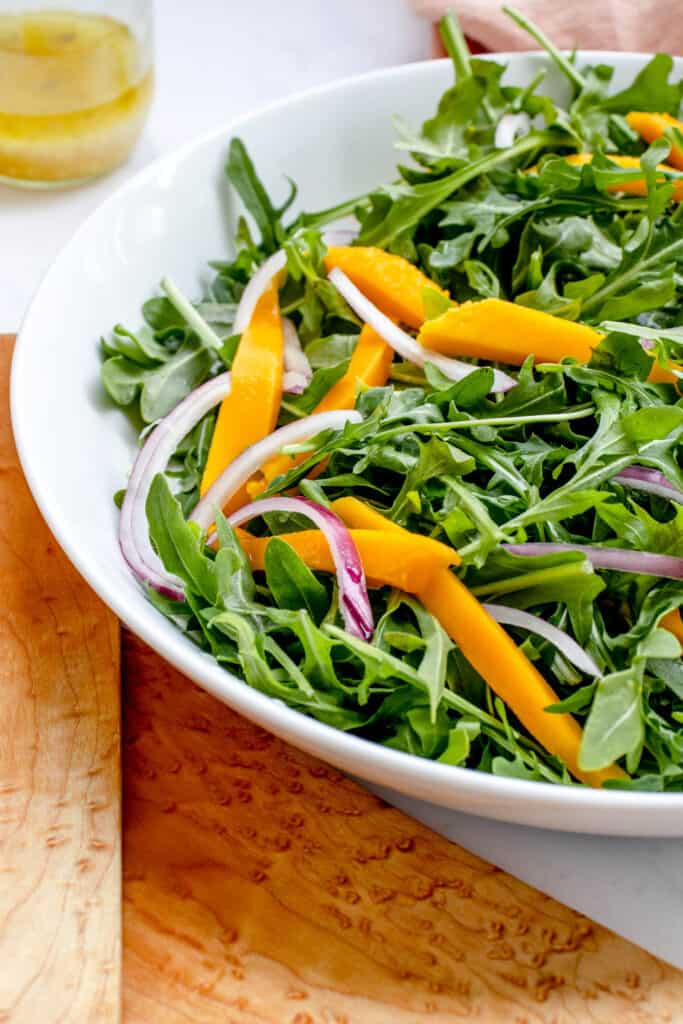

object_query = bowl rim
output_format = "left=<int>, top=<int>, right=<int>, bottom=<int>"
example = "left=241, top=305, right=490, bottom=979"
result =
left=12, top=48, right=683, bottom=821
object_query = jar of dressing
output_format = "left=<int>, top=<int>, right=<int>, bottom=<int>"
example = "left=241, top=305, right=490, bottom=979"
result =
left=0, top=0, right=153, bottom=187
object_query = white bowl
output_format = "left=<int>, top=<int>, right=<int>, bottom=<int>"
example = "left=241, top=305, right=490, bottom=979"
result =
left=13, top=51, right=683, bottom=835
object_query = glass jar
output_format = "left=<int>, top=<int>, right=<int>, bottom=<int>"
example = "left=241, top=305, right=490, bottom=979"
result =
left=0, top=0, right=153, bottom=187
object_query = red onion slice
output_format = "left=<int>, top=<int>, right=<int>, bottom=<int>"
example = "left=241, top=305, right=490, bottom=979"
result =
left=321, top=216, right=360, bottom=247
left=119, top=372, right=231, bottom=599
left=614, top=465, right=683, bottom=505
left=328, top=267, right=516, bottom=394
left=282, top=317, right=312, bottom=394
left=233, top=250, right=288, bottom=334
left=228, top=496, right=374, bottom=639
left=503, top=542, right=683, bottom=580
left=190, top=409, right=362, bottom=532
left=484, top=603, right=601, bottom=677
left=494, top=112, right=531, bottom=150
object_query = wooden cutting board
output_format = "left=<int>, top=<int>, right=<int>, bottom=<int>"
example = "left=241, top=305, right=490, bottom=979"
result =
left=0, top=338, right=121, bottom=1023
left=3, top=334, right=683, bottom=1023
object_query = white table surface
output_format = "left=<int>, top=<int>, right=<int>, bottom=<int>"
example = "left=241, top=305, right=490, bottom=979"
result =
left=1, top=0, right=429, bottom=328
left=3, top=0, right=681, bottom=970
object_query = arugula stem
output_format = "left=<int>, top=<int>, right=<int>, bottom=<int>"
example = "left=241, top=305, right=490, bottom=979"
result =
left=471, top=561, right=591, bottom=597
left=161, top=276, right=222, bottom=350
left=457, top=538, right=501, bottom=561
left=370, top=404, right=594, bottom=445
left=292, top=195, right=364, bottom=232
left=299, top=478, right=331, bottom=506
left=389, top=365, right=428, bottom=386
left=582, top=236, right=683, bottom=317
left=503, top=6, right=586, bottom=93
left=279, top=398, right=309, bottom=420
left=515, top=68, right=547, bottom=110
left=439, top=9, right=471, bottom=81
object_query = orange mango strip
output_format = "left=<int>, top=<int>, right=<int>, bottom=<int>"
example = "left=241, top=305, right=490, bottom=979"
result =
left=626, top=112, right=683, bottom=170
left=324, top=245, right=451, bottom=328
left=661, top=609, right=683, bottom=650
left=247, top=323, right=394, bottom=498
left=418, top=298, right=678, bottom=385
left=236, top=526, right=457, bottom=595
left=200, top=279, right=283, bottom=512
left=331, top=497, right=625, bottom=788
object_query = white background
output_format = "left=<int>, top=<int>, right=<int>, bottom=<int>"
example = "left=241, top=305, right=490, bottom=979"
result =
left=2, top=0, right=681, bottom=967
left=1, top=0, right=430, bottom=328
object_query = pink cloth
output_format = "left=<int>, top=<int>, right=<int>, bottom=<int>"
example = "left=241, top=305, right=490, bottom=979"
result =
left=412, top=0, right=682, bottom=56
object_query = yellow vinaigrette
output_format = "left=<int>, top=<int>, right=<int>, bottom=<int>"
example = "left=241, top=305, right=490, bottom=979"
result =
left=0, top=10, right=153, bottom=185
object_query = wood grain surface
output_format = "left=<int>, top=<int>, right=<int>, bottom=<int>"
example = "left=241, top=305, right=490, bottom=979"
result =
left=0, top=339, right=121, bottom=1023
left=122, top=632, right=683, bottom=1024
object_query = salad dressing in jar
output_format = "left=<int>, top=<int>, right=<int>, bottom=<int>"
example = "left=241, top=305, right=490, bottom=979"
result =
left=0, top=5, right=153, bottom=186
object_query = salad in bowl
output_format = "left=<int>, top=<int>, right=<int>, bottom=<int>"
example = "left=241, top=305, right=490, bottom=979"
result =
left=102, top=8, right=683, bottom=792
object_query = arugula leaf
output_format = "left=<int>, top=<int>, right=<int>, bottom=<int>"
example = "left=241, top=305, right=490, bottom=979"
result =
left=597, top=501, right=683, bottom=557
left=394, top=58, right=512, bottom=168
left=142, top=296, right=188, bottom=333
left=264, top=537, right=329, bottom=623
left=404, top=596, right=453, bottom=721
left=146, top=474, right=216, bottom=604
left=599, top=269, right=676, bottom=321
left=582, top=226, right=683, bottom=322
left=579, top=665, right=644, bottom=771
left=438, top=719, right=481, bottom=765
left=280, top=361, right=349, bottom=419
left=226, top=138, right=294, bottom=253
left=214, top=514, right=256, bottom=610
left=102, top=323, right=170, bottom=364
left=600, top=54, right=683, bottom=116
left=305, top=333, right=359, bottom=368
left=390, top=437, right=474, bottom=523
left=515, top=262, right=583, bottom=319
left=359, top=131, right=561, bottom=250
left=443, top=477, right=510, bottom=564
left=422, top=287, right=453, bottom=320
left=529, top=215, right=622, bottom=271
left=101, top=345, right=212, bottom=423
left=589, top=332, right=655, bottom=380
left=462, top=259, right=501, bottom=298
left=650, top=658, right=683, bottom=700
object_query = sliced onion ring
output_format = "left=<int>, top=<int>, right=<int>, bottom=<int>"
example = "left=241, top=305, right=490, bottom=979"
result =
left=228, top=496, right=374, bottom=640
left=233, top=250, right=288, bottom=334
left=119, top=372, right=231, bottom=599
left=282, top=317, right=312, bottom=394
left=190, top=409, right=362, bottom=532
left=484, top=603, right=601, bottom=677
left=614, top=465, right=683, bottom=505
left=494, top=112, right=531, bottom=150
left=328, top=267, right=516, bottom=394
left=503, top=542, right=683, bottom=581
left=321, top=216, right=360, bottom=247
